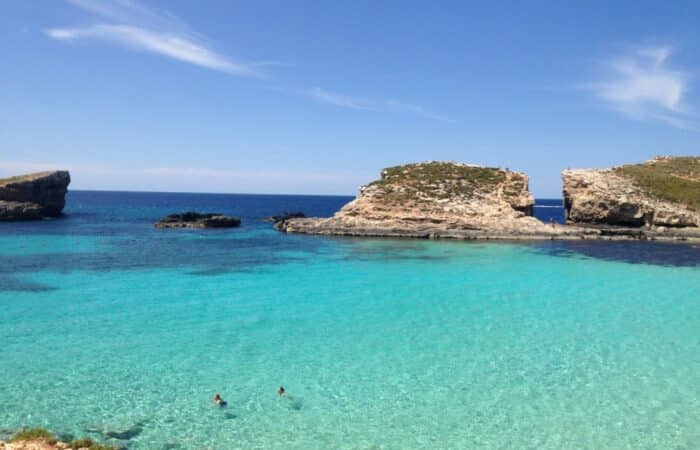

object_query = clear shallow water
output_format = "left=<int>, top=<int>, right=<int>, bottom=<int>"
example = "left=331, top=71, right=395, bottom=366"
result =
left=1, top=192, right=699, bottom=449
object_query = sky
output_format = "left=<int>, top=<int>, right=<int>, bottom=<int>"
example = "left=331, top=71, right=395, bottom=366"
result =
left=1, top=0, right=699, bottom=197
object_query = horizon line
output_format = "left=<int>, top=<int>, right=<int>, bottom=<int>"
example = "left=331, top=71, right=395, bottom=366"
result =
left=67, top=188, right=565, bottom=200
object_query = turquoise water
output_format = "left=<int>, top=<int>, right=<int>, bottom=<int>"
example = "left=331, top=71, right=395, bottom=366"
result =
left=1, top=192, right=699, bottom=449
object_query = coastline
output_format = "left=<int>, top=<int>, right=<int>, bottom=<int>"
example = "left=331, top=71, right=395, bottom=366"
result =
left=279, top=219, right=700, bottom=242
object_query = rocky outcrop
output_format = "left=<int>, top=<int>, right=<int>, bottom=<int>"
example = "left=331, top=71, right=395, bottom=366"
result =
left=1, top=435, right=117, bottom=450
left=0, top=439, right=74, bottom=450
left=0, top=171, right=70, bottom=221
left=563, top=156, right=700, bottom=229
left=155, top=212, right=241, bottom=229
left=279, top=161, right=578, bottom=239
left=265, top=212, right=305, bottom=230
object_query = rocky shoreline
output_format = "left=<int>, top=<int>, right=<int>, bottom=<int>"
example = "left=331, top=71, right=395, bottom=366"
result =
left=0, top=429, right=117, bottom=450
left=279, top=158, right=700, bottom=242
left=281, top=218, right=700, bottom=241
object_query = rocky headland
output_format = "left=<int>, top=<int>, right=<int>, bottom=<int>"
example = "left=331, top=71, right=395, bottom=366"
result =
left=0, top=171, right=70, bottom=221
left=278, top=159, right=700, bottom=241
left=563, top=156, right=699, bottom=229
left=154, top=211, right=241, bottom=229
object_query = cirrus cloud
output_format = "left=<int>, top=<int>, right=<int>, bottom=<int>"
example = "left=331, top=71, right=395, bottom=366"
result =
left=584, top=45, right=695, bottom=130
left=45, top=0, right=264, bottom=77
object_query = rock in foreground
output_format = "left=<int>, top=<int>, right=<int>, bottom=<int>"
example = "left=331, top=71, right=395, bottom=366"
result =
left=155, top=212, right=241, bottom=229
left=279, top=161, right=570, bottom=239
left=0, top=171, right=70, bottom=221
left=563, top=156, right=700, bottom=229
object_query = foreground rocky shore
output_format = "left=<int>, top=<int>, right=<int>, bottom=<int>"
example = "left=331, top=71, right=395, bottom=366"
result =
left=0, top=429, right=116, bottom=450
left=279, top=158, right=700, bottom=241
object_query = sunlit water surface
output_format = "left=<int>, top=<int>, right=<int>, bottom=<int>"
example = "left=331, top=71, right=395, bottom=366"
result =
left=1, top=192, right=698, bottom=449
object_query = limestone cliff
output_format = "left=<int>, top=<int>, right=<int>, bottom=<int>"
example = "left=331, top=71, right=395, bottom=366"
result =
left=279, top=161, right=567, bottom=239
left=562, top=156, right=700, bottom=228
left=0, top=171, right=71, bottom=220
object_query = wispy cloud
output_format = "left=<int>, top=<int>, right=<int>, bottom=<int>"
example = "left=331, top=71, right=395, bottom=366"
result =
left=45, top=0, right=262, bottom=77
left=303, top=87, right=454, bottom=122
left=584, top=44, right=695, bottom=130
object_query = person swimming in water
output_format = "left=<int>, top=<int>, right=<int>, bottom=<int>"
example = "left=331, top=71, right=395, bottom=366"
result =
left=213, top=393, right=227, bottom=407
left=277, top=386, right=286, bottom=397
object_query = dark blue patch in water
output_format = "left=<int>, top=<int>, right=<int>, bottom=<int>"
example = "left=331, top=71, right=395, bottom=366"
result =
left=531, top=241, right=700, bottom=268
left=0, top=275, right=56, bottom=292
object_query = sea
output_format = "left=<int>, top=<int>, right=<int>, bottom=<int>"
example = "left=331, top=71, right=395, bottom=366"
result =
left=1, top=191, right=699, bottom=449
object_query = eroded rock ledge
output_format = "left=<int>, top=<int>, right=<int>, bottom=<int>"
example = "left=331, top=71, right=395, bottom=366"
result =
left=279, top=160, right=700, bottom=241
left=0, top=171, right=70, bottom=221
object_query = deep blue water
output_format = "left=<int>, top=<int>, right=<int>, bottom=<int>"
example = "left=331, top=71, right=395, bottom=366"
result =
left=1, top=191, right=698, bottom=449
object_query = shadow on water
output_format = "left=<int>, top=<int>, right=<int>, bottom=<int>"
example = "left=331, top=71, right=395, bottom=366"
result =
left=529, top=240, right=700, bottom=268
left=84, top=420, right=147, bottom=447
left=0, top=275, right=57, bottom=292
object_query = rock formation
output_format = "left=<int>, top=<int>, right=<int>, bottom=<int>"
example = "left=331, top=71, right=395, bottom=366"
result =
left=279, top=161, right=575, bottom=239
left=265, top=212, right=305, bottom=230
left=0, top=171, right=70, bottom=221
left=563, top=156, right=700, bottom=229
left=155, top=211, right=241, bottom=229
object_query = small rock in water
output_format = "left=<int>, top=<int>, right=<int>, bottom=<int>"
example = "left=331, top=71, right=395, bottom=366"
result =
left=265, top=211, right=305, bottom=223
left=154, top=211, right=241, bottom=229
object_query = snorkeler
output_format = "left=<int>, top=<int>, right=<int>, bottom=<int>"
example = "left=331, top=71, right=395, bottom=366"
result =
left=213, top=393, right=227, bottom=407
left=277, top=386, right=286, bottom=397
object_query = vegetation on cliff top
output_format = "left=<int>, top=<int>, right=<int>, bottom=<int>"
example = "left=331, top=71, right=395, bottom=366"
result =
left=366, top=162, right=506, bottom=205
left=614, top=157, right=700, bottom=211
left=0, top=171, right=60, bottom=186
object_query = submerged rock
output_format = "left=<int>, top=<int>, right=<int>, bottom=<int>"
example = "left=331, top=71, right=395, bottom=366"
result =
left=563, top=156, right=700, bottom=229
left=0, top=171, right=70, bottom=221
left=155, top=212, right=241, bottom=229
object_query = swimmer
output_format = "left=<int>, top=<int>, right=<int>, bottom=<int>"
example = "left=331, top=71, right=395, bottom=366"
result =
left=213, top=393, right=227, bottom=407
left=277, top=386, right=286, bottom=397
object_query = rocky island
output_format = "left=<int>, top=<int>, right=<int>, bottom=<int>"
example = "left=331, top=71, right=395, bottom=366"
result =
left=0, top=171, right=70, bottom=221
left=278, top=161, right=585, bottom=239
left=155, top=211, right=241, bottom=229
left=278, top=159, right=700, bottom=241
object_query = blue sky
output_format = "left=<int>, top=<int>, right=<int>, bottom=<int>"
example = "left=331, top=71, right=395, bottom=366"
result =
left=1, top=0, right=699, bottom=196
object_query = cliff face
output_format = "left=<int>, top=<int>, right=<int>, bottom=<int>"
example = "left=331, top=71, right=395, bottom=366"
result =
left=280, top=162, right=558, bottom=238
left=0, top=171, right=71, bottom=220
left=562, top=157, right=700, bottom=228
